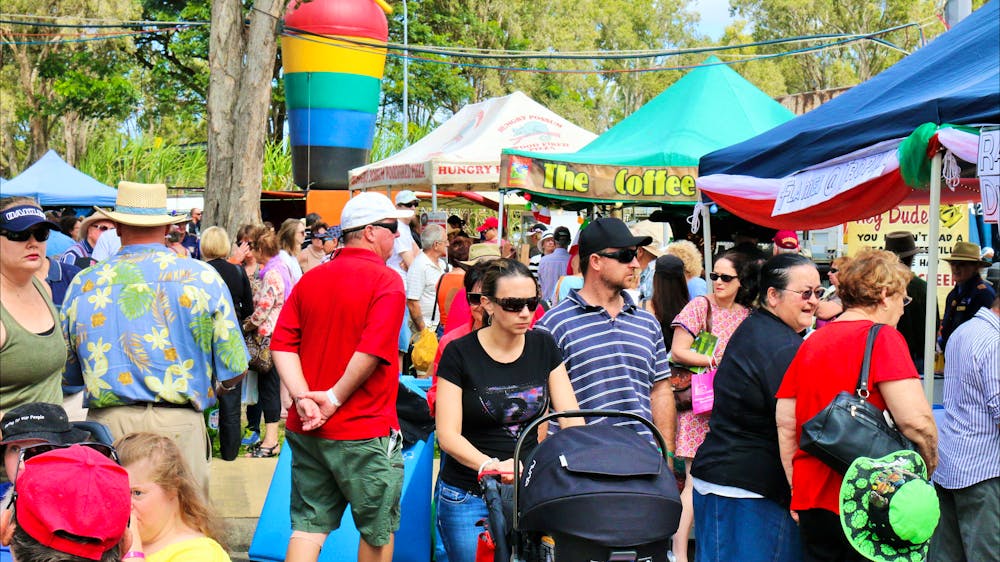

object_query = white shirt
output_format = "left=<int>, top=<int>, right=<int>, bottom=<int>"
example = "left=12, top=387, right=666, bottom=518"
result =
left=405, top=252, right=444, bottom=332
left=278, top=250, right=303, bottom=284
left=91, top=228, right=122, bottom=262
left=387, top=219, right=416, bottom=289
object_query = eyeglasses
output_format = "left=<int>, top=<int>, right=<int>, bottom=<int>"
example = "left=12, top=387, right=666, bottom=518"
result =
left=370, top=221, right=399, bottom=234
left=0, top=227, right=51, bottom=242
left=467, top=292, right=483, bottom=305
left=399, top=201, right=419, bottom=208
left=828, top=268, right=839, bottom=274
left=710, top=272, right=738, bottom=283
left=90, top=224, right=112, bottom=232
left=902, top=295, right=913, bottom=307
left=596, top=248, right=638, bottom=263
left=781, top=288, right=820, bottom=300
left=490, top=296, right=541, bottom=313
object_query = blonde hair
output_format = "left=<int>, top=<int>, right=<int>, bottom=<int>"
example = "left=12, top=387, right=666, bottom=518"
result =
left=665, top=240, right=703, bottom=279
left=199, top=226, right=231, bottom=260
left=277, top=218, right=302, bottom=255
left=837, top=249, right=910, bottom=309
left=114, top=433, right=226, bottom=548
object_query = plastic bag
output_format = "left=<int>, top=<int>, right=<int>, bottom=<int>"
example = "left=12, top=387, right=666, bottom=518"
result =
left=411, top=328, right=438, bottom=373
left=691, top=368, right=716, bottom=414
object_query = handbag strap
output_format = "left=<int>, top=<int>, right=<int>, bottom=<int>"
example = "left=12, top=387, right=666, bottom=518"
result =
left=856, top=324, right=884, bottom=398
left=701, top=295, right=713, bottom=335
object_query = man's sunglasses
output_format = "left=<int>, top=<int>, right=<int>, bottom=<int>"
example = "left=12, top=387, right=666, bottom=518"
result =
left=0, top=226, right=51, bottom=242
left=710, top=272, right=738, bottom=283
left=490, top=296, right=541, bottom=313
left=596, top=248, right=638, bottom=263
left=399, top=201, right=419, bottom=208
left=346, top=221, right=399, bottom=235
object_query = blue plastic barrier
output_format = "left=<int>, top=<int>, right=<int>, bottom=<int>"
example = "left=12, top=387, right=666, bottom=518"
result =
left=248, top=432, right=435, bottom=561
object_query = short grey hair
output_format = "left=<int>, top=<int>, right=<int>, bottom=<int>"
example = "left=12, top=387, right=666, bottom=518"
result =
left=422, top=224, right=446, bottom=247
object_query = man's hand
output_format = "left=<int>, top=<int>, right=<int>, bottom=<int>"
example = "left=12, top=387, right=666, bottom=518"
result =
left=293, top=395, right=328, bottom=431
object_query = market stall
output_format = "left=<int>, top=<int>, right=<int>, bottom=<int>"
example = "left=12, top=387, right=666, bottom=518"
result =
left=696, top=0, right=1000, bottom=399
left=499, top=56, right=796, bottom=275
left=1, top=150, right=118, bottom=207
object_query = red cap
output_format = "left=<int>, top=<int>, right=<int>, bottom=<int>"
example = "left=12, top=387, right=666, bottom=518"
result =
left=15, top=445, right=130, bottom=560
left=773, top=230, right=799, bottom=250
left=477, top=216, right=499, bottom=232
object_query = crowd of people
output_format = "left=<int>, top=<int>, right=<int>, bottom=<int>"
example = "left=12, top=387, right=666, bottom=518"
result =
left=0, top=183, right=997, bottom=562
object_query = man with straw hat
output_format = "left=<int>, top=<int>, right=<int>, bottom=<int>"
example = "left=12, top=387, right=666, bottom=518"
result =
left=61, top=182, right=248, bottom=492
left=939, top=241, right=995, bottom=350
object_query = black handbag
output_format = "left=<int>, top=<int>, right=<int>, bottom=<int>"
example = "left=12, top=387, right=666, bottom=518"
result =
left=799, top=324, right=914, bottom=474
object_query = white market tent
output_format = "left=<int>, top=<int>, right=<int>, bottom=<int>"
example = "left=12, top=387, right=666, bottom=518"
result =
left=348, top=91, right=597, bottom=218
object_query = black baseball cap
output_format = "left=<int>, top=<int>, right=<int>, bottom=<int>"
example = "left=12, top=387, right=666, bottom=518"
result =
left=0, top=403, right=88, bottom=449
left=579, top=217, right=652, bottom=262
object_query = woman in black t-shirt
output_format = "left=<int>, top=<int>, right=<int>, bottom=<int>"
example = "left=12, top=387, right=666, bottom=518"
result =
left=435, top=258, right=581, bottom=562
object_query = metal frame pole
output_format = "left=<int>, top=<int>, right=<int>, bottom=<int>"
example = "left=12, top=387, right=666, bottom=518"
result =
left=922, top=153, right=942, bottom=403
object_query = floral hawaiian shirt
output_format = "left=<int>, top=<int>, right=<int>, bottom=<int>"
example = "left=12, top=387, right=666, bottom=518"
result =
left=62, top=244, right=249, bottom=411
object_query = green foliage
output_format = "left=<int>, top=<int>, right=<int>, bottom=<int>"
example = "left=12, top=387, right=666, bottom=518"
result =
left=77, top=134, right=207, bottom=186
left=728, top=0, right=941, bottom=92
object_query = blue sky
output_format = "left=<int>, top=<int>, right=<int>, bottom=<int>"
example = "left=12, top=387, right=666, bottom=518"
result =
left=693, top=0, right=736, bottom=40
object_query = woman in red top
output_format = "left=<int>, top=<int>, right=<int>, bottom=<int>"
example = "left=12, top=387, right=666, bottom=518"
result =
left=776, top=249, right=938, bottom=561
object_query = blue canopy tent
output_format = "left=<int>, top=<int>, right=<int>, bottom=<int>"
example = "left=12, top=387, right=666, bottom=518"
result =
left=697, top=0, right=1000, bottom=400
left=0, top=150, right=117, bottom=207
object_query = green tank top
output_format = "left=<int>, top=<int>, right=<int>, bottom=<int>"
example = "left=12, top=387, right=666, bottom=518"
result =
left=0, top=277, right=66, bottom=411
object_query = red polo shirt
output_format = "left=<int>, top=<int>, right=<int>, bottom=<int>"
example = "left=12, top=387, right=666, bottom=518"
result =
left=271, top=247, right=405, bottom=440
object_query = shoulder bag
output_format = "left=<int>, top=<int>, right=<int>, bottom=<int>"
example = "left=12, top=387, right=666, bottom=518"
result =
left=798, top=324, right=914, bottom=474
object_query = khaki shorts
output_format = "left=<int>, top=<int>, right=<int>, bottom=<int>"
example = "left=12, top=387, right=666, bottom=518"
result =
left=286, top=430, right=404, bottom=547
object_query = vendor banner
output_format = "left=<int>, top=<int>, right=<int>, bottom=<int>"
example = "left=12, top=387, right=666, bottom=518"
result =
left=846, top=203, right=970, bottom=311
left=501, top=154, right=698, bottom=204
left=977, top=127, right=999, bottom=224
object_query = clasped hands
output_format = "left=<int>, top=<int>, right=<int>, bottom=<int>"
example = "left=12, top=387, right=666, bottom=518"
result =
left=294, top=391, right=338, bottom=431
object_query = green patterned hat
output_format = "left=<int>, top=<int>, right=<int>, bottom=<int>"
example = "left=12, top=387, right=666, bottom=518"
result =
left=840, top=450, right=940, bottom=562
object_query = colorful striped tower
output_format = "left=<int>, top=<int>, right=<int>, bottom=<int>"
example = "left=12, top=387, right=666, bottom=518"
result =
left=282, top=0, right=390, bottom=189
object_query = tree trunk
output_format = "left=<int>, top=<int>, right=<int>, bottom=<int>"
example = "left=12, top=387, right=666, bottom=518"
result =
left=205, top=0, right=284, bottom=236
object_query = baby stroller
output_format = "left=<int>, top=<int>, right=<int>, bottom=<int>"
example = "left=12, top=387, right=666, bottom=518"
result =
left=482, top=409, right=682, bottom=562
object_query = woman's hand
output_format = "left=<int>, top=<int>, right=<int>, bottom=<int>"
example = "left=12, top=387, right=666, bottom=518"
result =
left=496, top=458, right=520, bottom=484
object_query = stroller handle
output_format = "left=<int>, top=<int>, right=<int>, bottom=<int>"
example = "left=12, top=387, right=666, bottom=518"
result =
left=511, top=409, right=669, bottom=532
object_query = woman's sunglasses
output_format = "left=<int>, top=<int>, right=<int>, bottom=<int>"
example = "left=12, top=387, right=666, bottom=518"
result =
left=596, top=248, right=638, bottom=263
left=0, top=226, right=51, bottom=242
left=467, top=292, right=483, bottom=305
left=709, top=272, right=738, bottom=283
left=90, top=224, right=112, bottom=232
left=490, top=296, right=541, bottom=313
left=781, top=288, right=820, bottom=300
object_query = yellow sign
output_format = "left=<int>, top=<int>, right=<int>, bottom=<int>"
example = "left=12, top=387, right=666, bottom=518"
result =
left=846, top=204, right=970, bottom=311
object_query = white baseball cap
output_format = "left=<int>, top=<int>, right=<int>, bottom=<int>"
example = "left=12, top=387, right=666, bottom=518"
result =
left=341, top=192, right=414, bottom=232
left=394, top=190, right=419, bottom=206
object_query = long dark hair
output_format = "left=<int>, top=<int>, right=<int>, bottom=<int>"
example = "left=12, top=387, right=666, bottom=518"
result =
left=479, top=258, right=537, bottom=298
left=651, top=266, right=690, bottom=348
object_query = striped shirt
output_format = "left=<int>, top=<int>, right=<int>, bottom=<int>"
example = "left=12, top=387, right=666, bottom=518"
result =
left=933, top=307, right=1000, bottom=490
left=535, top=288, right=670, bottom=442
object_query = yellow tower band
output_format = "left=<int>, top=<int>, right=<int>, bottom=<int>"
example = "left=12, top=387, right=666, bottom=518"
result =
left=281, top=35, right=388, bottom=78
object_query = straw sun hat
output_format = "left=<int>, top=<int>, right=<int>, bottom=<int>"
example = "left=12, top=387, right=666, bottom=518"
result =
left=95, top=182, right=188, bottom=227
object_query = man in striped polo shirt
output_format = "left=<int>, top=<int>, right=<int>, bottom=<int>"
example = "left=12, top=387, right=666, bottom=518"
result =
left=930, top=284, right=999, bottom=561
left=535, top=217, right=676, bottom=461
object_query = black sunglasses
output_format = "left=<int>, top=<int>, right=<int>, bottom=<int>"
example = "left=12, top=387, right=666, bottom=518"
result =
left=490, top=296, right=541, bottom=313
left=828, top=268, right=839, bottom=274
left=399, top=201, right=419, bottom=208
left=90, top=224, right=112, bottom=232
left=467, top=292, right=483, bottom=305
left=596, top=248, right=638, bottom=263
left=710, top=272, right=738, bottom=283
left=0, top=226, right=51, bottom=242
left=370, top=221, right=399, bottom=234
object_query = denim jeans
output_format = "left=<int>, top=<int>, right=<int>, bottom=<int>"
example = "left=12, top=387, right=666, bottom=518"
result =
left=693, top=490, right=802, bottom=562
left=436, top=479, right=488, bottom=562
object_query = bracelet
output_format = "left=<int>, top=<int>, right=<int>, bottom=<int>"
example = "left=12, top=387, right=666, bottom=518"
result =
left=666, top=451, right=675, bottom=458
left=477, top=457, right=499, bottom=476
left=122, top=552, right=145, bottom=560
left=326, top=388, right=342, bottom=408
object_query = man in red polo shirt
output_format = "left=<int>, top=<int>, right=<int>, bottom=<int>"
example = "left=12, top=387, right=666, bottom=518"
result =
left=272, top=192, right=413, bottom=562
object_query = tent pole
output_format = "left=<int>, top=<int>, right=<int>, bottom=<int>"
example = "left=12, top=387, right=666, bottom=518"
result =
left=700, top=198, right=712, bottom=286
left=432, top=184, right=438, bottom=212
left=498, top=190, right=506, bottom=243
left=922, top=152, right=942, bottom=404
